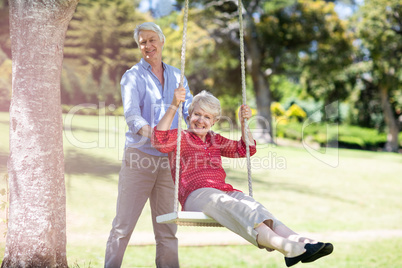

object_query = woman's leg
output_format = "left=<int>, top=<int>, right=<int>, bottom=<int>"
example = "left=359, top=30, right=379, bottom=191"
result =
left=185, top=189, right=309, bottom=251
left=185, top=188, right=328, bottom=266
left=255, top=223, right=306, bottom=258
left=273, top=224, right=318, bottom=244
left=185, top=188, right=270, bottom=247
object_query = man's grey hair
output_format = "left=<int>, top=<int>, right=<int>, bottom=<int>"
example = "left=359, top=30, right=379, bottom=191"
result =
left=133, top=22, right=165, bottom=47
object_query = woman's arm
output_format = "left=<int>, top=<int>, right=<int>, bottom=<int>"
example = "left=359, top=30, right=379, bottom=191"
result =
left=156, top=87, right=187, bottom=131
left=137, top=125, right=152, bottom=139
left=239, top=104, right=255, bottom=145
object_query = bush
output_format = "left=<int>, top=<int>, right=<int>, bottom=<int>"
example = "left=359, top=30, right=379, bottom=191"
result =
left=271, top=102, right=286, bottom=117
left=275, top=121, right=391, bottom=151
left=285, top=104, right=307, bottom=122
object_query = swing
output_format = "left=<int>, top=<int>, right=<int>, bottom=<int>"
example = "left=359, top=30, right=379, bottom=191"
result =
left=156, top=0, right=252, bottom=227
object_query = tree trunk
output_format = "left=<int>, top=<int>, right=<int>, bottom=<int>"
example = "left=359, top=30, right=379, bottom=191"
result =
left=3, top=1, right=78, bottom=267
left=244, top=13, right=274, bottom=143
left=379, top=85, right=400, bottom=152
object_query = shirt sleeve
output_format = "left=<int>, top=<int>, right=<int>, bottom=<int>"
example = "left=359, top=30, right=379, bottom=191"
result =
left=181, top=76, right=193, bottom=127
left=218, top=134, right=257, bottom=158
left=151, top=127, right=178, bottom=153
left=121, top=70, right=149, bottom=134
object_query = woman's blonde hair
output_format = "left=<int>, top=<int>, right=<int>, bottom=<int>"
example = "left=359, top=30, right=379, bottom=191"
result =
left=188, top=90, right=221, bottom=122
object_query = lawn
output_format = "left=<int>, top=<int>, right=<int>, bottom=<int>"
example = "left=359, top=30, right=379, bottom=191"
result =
left=0, top=111, right=402, bottom=267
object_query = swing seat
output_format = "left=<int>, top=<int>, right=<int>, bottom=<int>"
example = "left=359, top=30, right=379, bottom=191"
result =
left=157, top=211, right=223, bottom=227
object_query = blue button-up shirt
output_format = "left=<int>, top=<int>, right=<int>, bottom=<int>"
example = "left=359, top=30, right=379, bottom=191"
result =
left=121, top=58, right=193, bottom=156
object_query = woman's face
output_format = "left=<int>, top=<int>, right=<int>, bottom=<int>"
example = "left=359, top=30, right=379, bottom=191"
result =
left=188, top=103, right=216, bottom=141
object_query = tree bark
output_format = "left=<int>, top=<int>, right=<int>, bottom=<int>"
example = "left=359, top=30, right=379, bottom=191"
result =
left=243, top=12, right=274, bottom=143
left=379, top=85, right=400, bottom=152
left=3, top=0, right=78, bottom=267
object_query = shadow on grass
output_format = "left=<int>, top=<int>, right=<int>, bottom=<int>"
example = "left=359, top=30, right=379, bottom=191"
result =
left=0, top=149, right=121, bottom=182
left=63, top=125, right=103, bottom=134
left=65, top=149, right=120, bottom=181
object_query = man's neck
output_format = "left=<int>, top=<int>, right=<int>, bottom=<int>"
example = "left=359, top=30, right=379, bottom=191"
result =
left=145, top=58, right=164, bottom=87
left=145, top=57, right=163, bottom=71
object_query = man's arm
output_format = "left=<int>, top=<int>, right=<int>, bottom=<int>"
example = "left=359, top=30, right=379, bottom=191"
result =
left=156, top=87, right=186, bottom=131
left=121, top=70, right=151, bottom=138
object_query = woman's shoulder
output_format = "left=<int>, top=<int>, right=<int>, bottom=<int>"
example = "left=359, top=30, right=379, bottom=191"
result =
left=209, top=131, right=224, bottom=142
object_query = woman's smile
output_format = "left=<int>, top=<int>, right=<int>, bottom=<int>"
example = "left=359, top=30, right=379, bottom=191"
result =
left=188, top=104, right=215, bottom=141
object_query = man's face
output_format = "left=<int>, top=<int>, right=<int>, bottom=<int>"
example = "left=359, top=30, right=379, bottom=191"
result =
left=138, top=30, right=164, bottom=62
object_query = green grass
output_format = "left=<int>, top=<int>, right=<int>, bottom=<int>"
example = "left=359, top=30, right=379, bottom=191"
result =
left=66, top=237, right=402, bottom=267
left=1, top=111, right=402, bottom=267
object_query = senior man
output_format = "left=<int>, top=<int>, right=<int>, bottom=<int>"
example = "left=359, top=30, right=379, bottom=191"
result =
left=105, top=22, right=193, bottom=268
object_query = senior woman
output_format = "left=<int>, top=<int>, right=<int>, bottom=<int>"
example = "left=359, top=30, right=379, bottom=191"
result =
left=151, top=89, right=333, bottom=267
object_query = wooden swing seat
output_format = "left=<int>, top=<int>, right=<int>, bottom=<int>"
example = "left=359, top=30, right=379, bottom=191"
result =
left=157, top=211, right=223, bottom=227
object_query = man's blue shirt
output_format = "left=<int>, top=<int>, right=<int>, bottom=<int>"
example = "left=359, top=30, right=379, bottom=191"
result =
left=121, top=58, right=193, bottom=156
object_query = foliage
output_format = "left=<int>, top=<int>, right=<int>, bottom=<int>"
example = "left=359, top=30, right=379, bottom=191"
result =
left=270, top=74, right=303, bottom=102
left=180, top=0, right=356, bottom=129
left=289, top=1, right=355, bottom=108
left=0, top=0, right=10, bottom=59
left=354, top=0, right=402, bottom=114
left=63, top=0, right=148, bottom=106
left=353, top=0, right=402, bottom=151
left=156, top=11, right=220, bottom=96
left=285, top=103, right=307, bottom=122
left=271, top=102, right=286, bottom=117
left=271, top=101, right=308, bottom=124
left=0, top=50, right=11, bottom=111
left=274, top=120, right=398, bottom=150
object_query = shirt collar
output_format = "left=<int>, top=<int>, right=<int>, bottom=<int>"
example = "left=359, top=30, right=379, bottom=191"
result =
left=140, top=58, right=167, bottom=71
left=186, top=130, right=213, bottom=144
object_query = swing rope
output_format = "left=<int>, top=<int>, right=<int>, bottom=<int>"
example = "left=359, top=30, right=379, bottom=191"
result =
left=159, top=0, right=253, bottom=226
left=237, top=0, right=253, bottom=198
left=174, top=0, right=189, bottom=213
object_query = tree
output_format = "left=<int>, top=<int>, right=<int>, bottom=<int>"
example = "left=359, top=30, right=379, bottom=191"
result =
left=356, top=0, right=402, bottom=152
left=3, top=0, right=78, bottom=266
left=289, top=1, right=355, bottom=122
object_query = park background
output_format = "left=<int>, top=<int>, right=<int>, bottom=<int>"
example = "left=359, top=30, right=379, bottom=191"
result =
left=0, top=0, right=402, bottom=267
